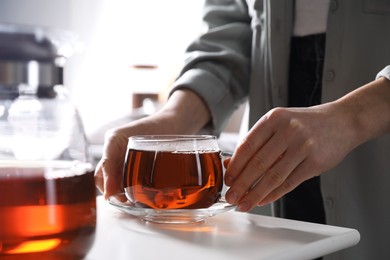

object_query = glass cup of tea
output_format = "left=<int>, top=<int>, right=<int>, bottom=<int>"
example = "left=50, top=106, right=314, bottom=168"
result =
left=122, top=135, right=230, bottom=212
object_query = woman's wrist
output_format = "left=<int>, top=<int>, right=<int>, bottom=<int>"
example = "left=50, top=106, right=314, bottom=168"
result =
left=108, top=89, right=211, bottom=140
left=157, top=89, right=211, bottom=134
left=332, top=77, right=390, bottom=147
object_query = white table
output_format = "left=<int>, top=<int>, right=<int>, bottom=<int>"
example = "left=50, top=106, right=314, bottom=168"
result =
left=85, top=196, right=360, bottom=260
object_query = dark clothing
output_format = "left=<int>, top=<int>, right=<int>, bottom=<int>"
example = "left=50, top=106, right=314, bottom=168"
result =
left=281, top=33, right=327, bottom=225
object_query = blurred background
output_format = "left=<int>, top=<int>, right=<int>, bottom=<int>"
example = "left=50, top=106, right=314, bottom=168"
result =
left=0, top=0, right=246, bottom=149
left=0, top=0, right=263, bottom=214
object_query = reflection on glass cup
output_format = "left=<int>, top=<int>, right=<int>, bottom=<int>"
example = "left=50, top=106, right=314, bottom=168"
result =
left=0, top=161, right=96, bottom=259
left=123, top=135, right=226, bottom=210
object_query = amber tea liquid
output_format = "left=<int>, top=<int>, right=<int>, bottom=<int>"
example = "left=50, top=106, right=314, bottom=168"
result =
left=0, top=161, right=96, bottom=259
left=123, top=149, right=223, bottom=209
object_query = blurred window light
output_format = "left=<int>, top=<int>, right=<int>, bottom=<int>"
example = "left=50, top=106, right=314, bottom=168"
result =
left=0, top=0, right=205, bottom=139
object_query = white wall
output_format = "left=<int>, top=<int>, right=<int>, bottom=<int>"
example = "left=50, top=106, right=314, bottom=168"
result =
left=0, top=0, right=205, bottom=139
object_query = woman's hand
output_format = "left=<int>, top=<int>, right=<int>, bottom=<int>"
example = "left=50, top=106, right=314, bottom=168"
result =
left=94, top=117, right=154, bottom=200
left=94, top=89, right=211, bottom=199
left=224, top=77, right=390, bottom=212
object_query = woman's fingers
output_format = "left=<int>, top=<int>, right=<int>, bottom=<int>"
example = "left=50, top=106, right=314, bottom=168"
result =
left=224, top=107, right=334, bottom=211
left=227, top=145, right=305, bottom=211
left=224, top=111, right=278, bottom=187
left=94, top=129, right=128, bottom=200
left=95, top=157, right=123, bottom=200
left=256, top=159, right=321, bottom=207
left=101, top=158, right=124, bottom=199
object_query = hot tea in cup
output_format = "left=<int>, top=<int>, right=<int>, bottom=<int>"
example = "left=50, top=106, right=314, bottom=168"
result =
left=123, top=135, right=224, bottom=210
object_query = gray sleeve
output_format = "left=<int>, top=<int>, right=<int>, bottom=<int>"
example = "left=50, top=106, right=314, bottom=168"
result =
left=376, top=65, right=390, bottom=80
left=170, top=0, right=253, bottom=135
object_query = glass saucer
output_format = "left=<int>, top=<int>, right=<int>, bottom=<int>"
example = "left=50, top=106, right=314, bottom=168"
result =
left=107, top=193, right=236, bottom=224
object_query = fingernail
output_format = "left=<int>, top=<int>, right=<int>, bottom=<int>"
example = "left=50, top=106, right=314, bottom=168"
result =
left=226, top=191, right=238, bottom=204
left=237, top=201, right=250, bottom=212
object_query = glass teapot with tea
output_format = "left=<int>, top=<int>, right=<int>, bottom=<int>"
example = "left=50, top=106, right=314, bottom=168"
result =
left=0, top=24, right=96, bottom=259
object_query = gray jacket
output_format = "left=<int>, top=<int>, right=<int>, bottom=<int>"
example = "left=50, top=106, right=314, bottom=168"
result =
left=172, top=0, right=390, bottom=259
